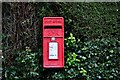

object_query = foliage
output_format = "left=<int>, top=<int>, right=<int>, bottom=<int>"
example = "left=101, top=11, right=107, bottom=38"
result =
left=3, top=33, right=120, bottom=79
left=2, top=2, right=120, bottom=80
left=80, top=38, right=120, bottom=79
left=64, top=33, right=87, bottom=79
left=36, top=2, right=119, bottom=40
left=57, top=33, right=120, bottom=79
left=3, top=48, right=40, bottom=80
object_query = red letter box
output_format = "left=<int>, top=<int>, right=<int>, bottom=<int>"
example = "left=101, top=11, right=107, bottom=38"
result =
left=43, top=17, right=64, bottom=68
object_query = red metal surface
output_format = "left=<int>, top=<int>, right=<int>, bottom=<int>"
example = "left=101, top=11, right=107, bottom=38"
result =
left=43, top=17, right=64, bottom=68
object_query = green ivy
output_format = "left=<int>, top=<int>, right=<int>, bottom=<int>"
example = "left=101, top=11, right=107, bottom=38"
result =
left=2, top=2, right=120, bottom=80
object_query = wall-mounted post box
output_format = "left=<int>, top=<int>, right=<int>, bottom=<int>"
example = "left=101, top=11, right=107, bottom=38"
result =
left=43, top=17, right=64, bottom=68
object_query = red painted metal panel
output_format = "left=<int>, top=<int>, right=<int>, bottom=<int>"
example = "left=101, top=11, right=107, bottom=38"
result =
left=43, top=17, right=64, bottom=68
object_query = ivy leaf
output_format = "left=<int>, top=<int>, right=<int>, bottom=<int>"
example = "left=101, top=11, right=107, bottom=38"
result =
left=109, top=50, right=114, bottom=53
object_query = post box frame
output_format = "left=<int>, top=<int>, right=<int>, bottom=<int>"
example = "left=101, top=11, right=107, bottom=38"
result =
left=43, top=17, right=64, bottom=68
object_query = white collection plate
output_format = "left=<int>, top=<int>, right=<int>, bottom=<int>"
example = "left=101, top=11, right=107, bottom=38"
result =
left=49, top=42, right=58, bottom=59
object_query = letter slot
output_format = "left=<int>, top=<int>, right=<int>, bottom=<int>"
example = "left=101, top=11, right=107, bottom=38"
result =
left=44, top=26, right=62, bottom=29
